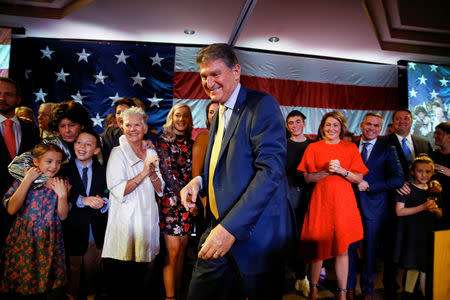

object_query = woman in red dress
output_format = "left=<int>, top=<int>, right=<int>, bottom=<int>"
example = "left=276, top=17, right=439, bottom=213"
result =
left=298, top=111, right=368, bottom=300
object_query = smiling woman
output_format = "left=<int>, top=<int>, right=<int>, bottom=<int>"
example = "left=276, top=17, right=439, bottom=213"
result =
left=102, top=106, right=164, bottom=300
left=297, top=111, right=368, bottom=300
left=156, top=102, right=194, bottom=300
left=48, top=100, right=93, bottom=159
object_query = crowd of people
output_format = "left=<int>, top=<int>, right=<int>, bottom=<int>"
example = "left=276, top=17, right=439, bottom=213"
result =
left=0, top=43, right=449, bottom=300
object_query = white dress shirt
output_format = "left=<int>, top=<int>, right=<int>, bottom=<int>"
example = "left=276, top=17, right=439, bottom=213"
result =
left=102, top=135, right=164, bottom=262
left=359, top=137, right=377, bottom=161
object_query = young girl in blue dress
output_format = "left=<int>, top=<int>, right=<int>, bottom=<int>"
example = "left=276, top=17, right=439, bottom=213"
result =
left=394, top=153, right=442, bottom=296
left=0, top=143, right=69, bottom=298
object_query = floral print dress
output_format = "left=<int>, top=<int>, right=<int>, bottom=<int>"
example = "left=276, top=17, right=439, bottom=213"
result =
left=157, top=134, right=193, bottom=236
left=0, top=180, right=66, bottom=295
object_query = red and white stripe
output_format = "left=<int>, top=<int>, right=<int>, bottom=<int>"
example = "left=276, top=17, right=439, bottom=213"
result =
left=174, top=46, right=398, bottom=137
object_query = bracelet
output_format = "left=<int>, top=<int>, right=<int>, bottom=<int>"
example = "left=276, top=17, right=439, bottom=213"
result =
left=150, top=176, right=159, bottom=182
left=132, top=179, right=139, bottom=186
left=344, top=170, right=349, bottom=177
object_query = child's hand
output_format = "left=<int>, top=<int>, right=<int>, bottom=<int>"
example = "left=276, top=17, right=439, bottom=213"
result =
left=23, top=167, right=42, bottom=183
left=424, top=200, right=438, bottom=212
left=49, top=178, right=69, bottom=199
left=428, top=180, right=442, bottom=193
left=82, top=196, right=107, bottom=210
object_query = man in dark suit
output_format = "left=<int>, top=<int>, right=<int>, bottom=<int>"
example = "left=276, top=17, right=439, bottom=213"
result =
left=346, top=112, right=403, bottom=300
left=382, top=108, right=433, bottom=298
left=0, top=77, right=40, bottom=248
left=180, top=44, right=293, bottom=300
left=384, top=109, right=432, bottom=181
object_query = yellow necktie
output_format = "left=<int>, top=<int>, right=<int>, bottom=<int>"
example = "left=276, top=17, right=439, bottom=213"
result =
left=208, top=104, right=226, bottom=219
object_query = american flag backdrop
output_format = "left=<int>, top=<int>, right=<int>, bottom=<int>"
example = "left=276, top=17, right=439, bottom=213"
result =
left=174, top=47, right=398, bottom=137
left=12, top=38, right=399, bottom=136
left=13, top=38, right=174, bottom=133
left=407, top=61, right=449, bottom=143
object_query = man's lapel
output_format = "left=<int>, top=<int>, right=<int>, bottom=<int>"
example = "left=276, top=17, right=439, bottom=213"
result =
left=219, top=86, right=247, bottom=159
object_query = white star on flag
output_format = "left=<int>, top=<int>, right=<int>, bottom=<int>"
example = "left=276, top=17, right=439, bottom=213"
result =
left=148, top=93, right=164, bottom=108
left=71, top=90, right=86, bottom=104
left=91, top=113, right=104, bottom=128
left=150, top=53, right=164, bottom=66
left=34, top=88, right=47, bottom=102
left=94, top=71, right=108, bottom=84
left=439, top=77, right=448, bottom=87
left=430, top=89, right=439, bottom=99
left=429, top=65, right=438, bottom=72
left=408, top=62, right=416, bottom=70
left=417, top=75, right=427, bottom=85
left=109, top=92, right=122, bottom=106
left=40, top=46, right=54, bottom=60
left=409, top=88, right=417, bottom=98
left=76, top=49, right=91, bottom=62
left=25, top=69, right=32, bottom=79
left=55, top=68, right=70, bottom=82
left=115, top=51, right=130, bottom=64
left=131, top=73, right=146, bottom=86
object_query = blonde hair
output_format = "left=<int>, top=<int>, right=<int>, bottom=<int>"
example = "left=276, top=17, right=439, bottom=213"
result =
left=162, top=103, right=193, bottom=142
left=410, top=153, right=435, bottom=172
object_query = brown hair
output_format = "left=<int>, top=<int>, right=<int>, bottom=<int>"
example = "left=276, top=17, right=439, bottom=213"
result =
left=32, top=143, right=66, bottom=161
left=0, top=77, right=20, bottom=96
left=49, top=101, right=93, bottom=132
left=317, top=110, right=348, bottom=140
left=435, top=122, right=450, bottom=134
left=196, top=43, right=239, bottom=69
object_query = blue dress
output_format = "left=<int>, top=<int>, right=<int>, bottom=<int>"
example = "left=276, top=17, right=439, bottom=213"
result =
left=0, top=180, right=66, bottom=295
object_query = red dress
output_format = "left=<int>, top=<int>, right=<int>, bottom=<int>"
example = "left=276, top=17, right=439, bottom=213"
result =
left=297, top=140, right=368, bottom=262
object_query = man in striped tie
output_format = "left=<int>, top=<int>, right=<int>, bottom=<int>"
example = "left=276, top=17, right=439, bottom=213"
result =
left=346, top=112, right=403, bottom=300
left=181, top=44, right=293, bottom=300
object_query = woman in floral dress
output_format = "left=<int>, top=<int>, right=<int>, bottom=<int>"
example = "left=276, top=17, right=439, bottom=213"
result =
left=157, top=102, right=194, bottom=300
left=0, top=143, right=69, bottom=298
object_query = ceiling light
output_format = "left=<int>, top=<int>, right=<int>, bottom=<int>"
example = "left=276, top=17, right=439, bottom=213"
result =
left=268, top=37, right=279, bottom=43
left=184, top=29, right=195, bottom=35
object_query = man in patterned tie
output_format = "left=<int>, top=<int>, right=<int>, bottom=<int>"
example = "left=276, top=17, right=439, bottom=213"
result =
left=346, top=112, right=403, bottom=300
left=180, top=44, right=293, bottom=300
left=0, top=77, right=40, bottom=250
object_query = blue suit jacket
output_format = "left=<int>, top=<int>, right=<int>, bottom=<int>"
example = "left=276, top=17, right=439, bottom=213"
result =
left=204, top=85, right=294, bottom=275
left=61, top=159, right=108, bottom=256
left=356, top=139, right=404, bottom=220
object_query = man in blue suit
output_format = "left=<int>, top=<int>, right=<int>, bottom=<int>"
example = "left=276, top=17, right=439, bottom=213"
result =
left=181, top=44, right=293, bottom=300
left=347, top=112, right=403, bottom=300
